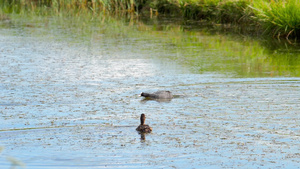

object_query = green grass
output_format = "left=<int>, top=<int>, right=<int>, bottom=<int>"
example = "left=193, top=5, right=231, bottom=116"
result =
left=145, top=0, right=300, bottom=39
left=250, top=0, right=300, bottom=39
left=1, top=0, right=300, bottom=39
left=0, top=0, right=135, bottom=15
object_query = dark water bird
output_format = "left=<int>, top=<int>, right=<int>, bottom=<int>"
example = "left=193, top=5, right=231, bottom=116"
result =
left=136, top=114, right=152, bottom=133
left=141, top=91, right=173, bottom=99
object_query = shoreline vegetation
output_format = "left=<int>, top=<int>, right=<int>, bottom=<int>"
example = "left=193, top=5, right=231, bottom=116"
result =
left=0, top=0, right=300, bottom=41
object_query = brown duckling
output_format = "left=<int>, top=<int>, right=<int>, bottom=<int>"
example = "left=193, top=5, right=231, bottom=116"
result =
left=136, top=114, right=152, bottom=133
left=141, top=91, right=173, bottom=99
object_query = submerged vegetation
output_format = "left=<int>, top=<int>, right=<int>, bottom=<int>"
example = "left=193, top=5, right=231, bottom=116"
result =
left=1, top=0, right=300, bottom=39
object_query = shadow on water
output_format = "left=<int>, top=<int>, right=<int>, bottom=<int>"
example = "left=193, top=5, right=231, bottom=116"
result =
left=140, top=97, right=172, bottom=103
left=0, top=11, right=300, bottom=169
left=140, top=94, right=185, bottom=103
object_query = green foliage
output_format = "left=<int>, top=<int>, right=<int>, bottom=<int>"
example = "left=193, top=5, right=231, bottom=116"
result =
left=154, top=0, right=180, bottom=14
left=250, top=0, right=300, bottom=38
left=0, top=0, right=136, bottom=15
left=1, top=0, right=300, bottom=39
left=218, top=1, right=252, bottom=23
left=151, top=0, right=253, bottom=24
left=180, top=1, right=218, bottom=20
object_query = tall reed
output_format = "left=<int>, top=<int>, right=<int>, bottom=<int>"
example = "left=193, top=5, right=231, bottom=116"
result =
left=0, top=0, right=136, bottom=15
left=1, top=0, right=300, bottom=39
left=250, top=0, right=300, bottom=39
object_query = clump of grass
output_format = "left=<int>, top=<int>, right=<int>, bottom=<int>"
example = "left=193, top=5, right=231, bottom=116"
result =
left=153, top=0, right=181, bottom=14
left=1, top=0, right=300, bottom=40
left=178, top=0, right=219, bottom=20
left=154, top=0, right=253, bottom=24
left=250, top=0, right=300, bottom=39
left=0, top=0, right=136, bottom=15
left=218, top=1, right=252, bottom=24
left=151, top=0, right=300, bottom=39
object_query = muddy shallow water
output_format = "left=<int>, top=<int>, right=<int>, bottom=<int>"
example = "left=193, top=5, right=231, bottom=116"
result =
left=0, top=18, right=299, bottom=168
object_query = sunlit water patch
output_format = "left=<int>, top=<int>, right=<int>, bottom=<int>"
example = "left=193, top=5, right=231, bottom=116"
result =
left=0, top=19, right=299, bottom=169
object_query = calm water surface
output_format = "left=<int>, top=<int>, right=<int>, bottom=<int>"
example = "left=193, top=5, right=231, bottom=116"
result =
left=0, top=16, right=299, bottom=168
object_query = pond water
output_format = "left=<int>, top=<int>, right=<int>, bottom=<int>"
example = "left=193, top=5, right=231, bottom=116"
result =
left=0, top=15, right=299, bottom=168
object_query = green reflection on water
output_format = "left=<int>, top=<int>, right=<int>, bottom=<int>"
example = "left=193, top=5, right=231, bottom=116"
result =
left=161, top=30, right=300, bottom=77
left=1, top=11, right=299, bottom=77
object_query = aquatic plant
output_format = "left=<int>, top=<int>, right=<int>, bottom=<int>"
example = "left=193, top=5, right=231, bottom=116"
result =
left=217, top=1, right=253, bottom=24
left=149, top=0, right=300, bottom=39
left=0, top=0, right=136, bottom=15
left=1, top=0, right=300, bottom=39
left=250, top=0, right=300, bottom=39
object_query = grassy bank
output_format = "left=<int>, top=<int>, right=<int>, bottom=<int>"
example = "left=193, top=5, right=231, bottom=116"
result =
left=146, top=0, right=300, bottom=39
left=1, top=0, right=300, bottom=40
